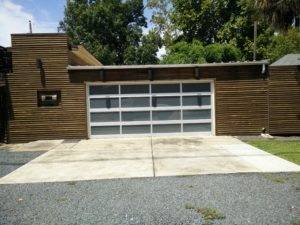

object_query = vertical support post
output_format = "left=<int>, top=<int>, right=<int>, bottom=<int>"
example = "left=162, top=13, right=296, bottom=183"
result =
left=253, top=21, right=257, bottom=61
left=29, top=20, right=32, bottom=34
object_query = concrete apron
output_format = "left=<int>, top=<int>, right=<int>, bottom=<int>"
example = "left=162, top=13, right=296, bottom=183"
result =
left=0, top=136, right=299, bottom=184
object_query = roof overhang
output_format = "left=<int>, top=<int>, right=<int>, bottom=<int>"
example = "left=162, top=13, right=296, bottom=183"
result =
left=67, top=60, right=269, bottom=71
left=270, top=54, right=300, bottom=66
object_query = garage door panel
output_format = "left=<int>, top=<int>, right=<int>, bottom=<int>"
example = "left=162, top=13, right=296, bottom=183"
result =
left=88, top=82, right=214, bottom=137
left=91, top=126, right=120, bottom=135
left=91, top=112, right=120, bottom=122
left=153, top=96, right=180, bottom=107
left=90, top=85, right=118, bottom=95
left=183, top=110, right=211, bottom=120
left=152, top=84, right=180, bottom=93
left=182, top=96, right=211, bottom=106
left=121, top=85, right=149, bottom=94
left=90, top=98, right=119, bottom=109
left=182, top=83, right=211, bottom=92
left=183, top=123, right=211, bottom=132
left=122, top=111, right=150, bottom=121
left=153, top=124, right=181, bottom=133
left=152, top=111, right=181, bottom=120
left=121, top=97, right=150, bottom=108
left=122, top=125, right=151, bottom=134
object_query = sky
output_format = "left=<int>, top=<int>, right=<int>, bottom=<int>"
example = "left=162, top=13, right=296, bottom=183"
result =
left=0, top=0, right=155, bottom=47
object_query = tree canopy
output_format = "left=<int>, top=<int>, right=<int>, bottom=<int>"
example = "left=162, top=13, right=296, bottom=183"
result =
left=257, top=0, right=300, bottom=31
left=60, top=0, right=161, bottom=65
left=60, top=0, right=300, bottom=65
left=149, top=0, right=300, bottom=63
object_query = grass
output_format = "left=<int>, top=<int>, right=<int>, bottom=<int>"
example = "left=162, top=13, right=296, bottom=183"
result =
left=291, top=219, right=300, bottom=225
left=245, top=139, right=300, bottom=165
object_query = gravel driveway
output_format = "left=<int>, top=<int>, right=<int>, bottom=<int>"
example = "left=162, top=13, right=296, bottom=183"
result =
left=0, top=172, right=299, bottom=225
left=0, top=148, right=45, bottom=177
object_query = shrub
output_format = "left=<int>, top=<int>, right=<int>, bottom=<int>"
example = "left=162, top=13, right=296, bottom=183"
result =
left=205, top=43, right=224, bottom=63
left=205, top=43, right=241, bottom=63
left=161, top=40, right=206, bottom=64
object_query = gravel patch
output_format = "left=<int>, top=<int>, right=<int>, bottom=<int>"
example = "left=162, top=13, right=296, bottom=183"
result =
left=0, top=172, right=299, bottom=225
left=0, top=149, right=45, bottom=178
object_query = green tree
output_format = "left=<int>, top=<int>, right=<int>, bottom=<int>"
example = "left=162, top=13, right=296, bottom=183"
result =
left=60, top=0, right=147, bottom=65
left=216, top=0, right=274, bottom=60
left=124, top=30, right=163, bottom=64
left=267, top=28, right=300, bottom=62
left=147, top=0, right=176, bottom=46
left=257, top=0, right=300, bottom=31
left=148, top=0, right=240, bottom=45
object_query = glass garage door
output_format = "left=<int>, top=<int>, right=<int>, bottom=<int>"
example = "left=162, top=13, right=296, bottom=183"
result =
left=88, top=82, right=213, bottom=137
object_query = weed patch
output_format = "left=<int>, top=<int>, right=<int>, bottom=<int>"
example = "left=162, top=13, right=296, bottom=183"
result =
left=67, top=181, right=76, bottom=185
left=56, top=196, right=68, bottom=202
left=184, top=203, right=225, bottom=224
left=263, top=174, right=287, bottom=184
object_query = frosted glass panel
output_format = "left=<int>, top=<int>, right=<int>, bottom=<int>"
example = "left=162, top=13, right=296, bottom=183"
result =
left=183, top=110, right=211, bottom=120
left=122, top=125, right=151, bottom=134
left=91, top=126, right=120, bottom=135
left=90, top=86, right=118, bottom=95
left=182, top=83, right=210, bottom=92
left=152, top=111, right=180, bottom=120
left=91, top=112, right=119, bottom=122
left=121, top=85, right=149, bottom=94
left=152, top=84, right=180, bottom=93
left=183, top=123, right=211, bottom=132
left=121, top=97, right=150, bottom=107
left=153, top=124, right=181, bottom=133
left=90, top=98, right=119, bottom=108
left=122, top=111, right=150, bottom=121
left=182, top=96, right=211, bottom=106
left=153, top=96, right=180, bottom=107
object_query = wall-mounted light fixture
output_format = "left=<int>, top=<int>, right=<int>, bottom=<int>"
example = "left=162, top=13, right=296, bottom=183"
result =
left=99, top=69, right=105, bottom=82
left=148, top=68, right=154, bottom=81
left=261, top=64, right=267, bottom=80
left=194, top=67, right=200, bottom=79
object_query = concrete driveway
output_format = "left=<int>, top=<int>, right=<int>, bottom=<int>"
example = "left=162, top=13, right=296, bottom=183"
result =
left=0, top=136, right=299, bottom=184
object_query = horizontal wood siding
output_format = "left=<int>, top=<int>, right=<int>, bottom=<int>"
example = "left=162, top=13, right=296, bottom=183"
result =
left=8, top=34, right=271, bottom=142
left=70, top=65, right=268, bottom=136
left=269, top=66, right=300, bottom=135
left=8, top=34, right=87, bottom=142
left=215, top=79, right=268, bottom=135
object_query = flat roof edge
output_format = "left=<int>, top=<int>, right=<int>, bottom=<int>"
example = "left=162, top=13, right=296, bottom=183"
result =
left=11, top=33, right=68, bottom=37
left=67, top=60, right=269, bottom=71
